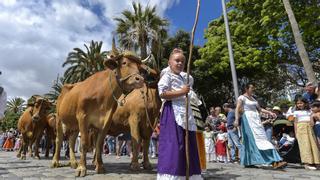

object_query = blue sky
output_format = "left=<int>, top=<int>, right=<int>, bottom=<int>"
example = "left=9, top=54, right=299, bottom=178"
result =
left=0, top=0, right=223, bottom=99
left=166, top=0, right=222, bottom=45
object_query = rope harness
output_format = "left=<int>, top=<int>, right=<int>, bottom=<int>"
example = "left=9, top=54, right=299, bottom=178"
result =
left=139, top=86, right=158, bottom=132
left=109, top=69, right=140, bottom=106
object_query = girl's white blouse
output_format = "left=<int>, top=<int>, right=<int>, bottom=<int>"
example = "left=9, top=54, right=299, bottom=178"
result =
left=158, top=68, right=196, bottom=131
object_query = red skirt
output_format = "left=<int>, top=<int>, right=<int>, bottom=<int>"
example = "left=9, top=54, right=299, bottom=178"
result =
left=3, top=138, right=14, bottom=150
left=215, top=140, right=226, bottom=156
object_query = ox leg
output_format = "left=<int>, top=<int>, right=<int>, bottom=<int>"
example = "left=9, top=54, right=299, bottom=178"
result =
left=142, top=138, right=152, bottom=170
left=68, top=130, right=79, bottom=169
left=51, top=119, right=63, bottom=168
left=94, top=131, right=107, bottom=174
left=45, top=130, right=54, bottom=158
left=129, top=115, right=141, bottom=171
left=21, top=137, right=28, bottom=160
left=34, top=134, right=42, bottom=159
left=76, top=116, right=89, bottom=177
left=28, top=140, right=34, bottom=157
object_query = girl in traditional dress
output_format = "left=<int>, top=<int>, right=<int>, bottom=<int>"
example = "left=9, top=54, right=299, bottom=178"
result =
left=157, top=48, right=202, bottom=180
left=215, top=124, right=227, bottom=163
left=3, top=130, right=14, bottom=151
left=203, top=125, right=215, bottom=162
left=294, top=96, right=320, bottom=170
left=14, top=134, right=22, bottom=151
left=234, top=83, right=287, bottom=169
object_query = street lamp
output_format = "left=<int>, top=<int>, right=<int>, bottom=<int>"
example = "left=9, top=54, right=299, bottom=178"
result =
left=221, top=0, right=239, bottom=100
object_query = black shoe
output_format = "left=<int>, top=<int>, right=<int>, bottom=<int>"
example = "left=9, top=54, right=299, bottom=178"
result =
left=244, top=165, right=258, bottom=168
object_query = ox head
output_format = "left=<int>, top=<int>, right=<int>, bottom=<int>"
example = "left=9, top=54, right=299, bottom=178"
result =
left=27, top=95, right=52, bottom=123
left=104, top=39, right=144, bottom=92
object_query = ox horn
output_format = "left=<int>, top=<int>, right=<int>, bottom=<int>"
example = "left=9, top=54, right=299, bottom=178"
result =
left=141, top=54, right=152, bottom=63
left=111, top=37, right=119, bottom=56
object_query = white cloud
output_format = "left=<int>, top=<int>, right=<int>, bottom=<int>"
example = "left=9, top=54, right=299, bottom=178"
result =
left=0, top=0, right=179, bottom=100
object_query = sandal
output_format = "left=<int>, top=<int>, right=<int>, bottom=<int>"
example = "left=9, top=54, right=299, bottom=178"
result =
left=305, top=165, right=317, bottom=170
left=272, top=161, right=287, bottom=169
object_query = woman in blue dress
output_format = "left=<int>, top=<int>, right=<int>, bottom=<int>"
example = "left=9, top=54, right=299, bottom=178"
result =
left=234, top=83, right=287, bottom=169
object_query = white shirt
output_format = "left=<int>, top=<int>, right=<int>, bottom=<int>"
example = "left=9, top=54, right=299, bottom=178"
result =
left=0, top=89, right=7, bottom=119
left=293, top=110, right=311, bottom=122
left=158, top=67, right=196, bottom=131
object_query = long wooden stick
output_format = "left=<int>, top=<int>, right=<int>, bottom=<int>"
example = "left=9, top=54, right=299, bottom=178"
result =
left=185, top=0, right=200, bottom=179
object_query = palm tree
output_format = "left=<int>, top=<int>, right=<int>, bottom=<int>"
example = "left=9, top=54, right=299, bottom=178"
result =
left=63, top=40, right=108, bottom=83
left=282, top=0, right=317, bottom=83
left=114, top=2, right=169, bottom=60
left=45, top=76, right=64, bottom=102
left=6, top=97, right=25, bottom=114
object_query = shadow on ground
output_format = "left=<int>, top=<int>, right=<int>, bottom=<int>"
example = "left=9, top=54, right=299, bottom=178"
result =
left=204, top=168, right=241, bottom=180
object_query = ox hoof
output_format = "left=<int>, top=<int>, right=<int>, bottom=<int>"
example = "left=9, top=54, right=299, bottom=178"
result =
left=130, top=162, right=140, bottom=171
left=95, top=166, right=106, bottom=174
left=34, top=156, right=40, bottom=160
left=20, top=155, right=26, bottom=160
left=75, top=167, right=87, bottom=177
left=51, top=161, right=61, bottom=168
left=16, top=154, right=21, bottom=158
left=69, top=161, right=78, bottom=169
left=143, top=162, right=152, bottom=170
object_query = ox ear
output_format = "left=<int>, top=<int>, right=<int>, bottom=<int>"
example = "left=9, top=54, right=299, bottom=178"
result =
left=104, top=58, right=118, bottom=70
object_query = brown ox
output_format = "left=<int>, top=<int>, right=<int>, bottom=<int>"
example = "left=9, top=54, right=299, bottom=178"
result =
left=51, top=50, right=145, bottom=177
left=17, top=95, right=52, bottom=159
left=107, top=82, right=161, bottom=170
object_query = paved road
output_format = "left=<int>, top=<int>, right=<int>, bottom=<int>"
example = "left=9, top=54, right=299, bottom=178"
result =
left=0, top=151, right=320, bottom=179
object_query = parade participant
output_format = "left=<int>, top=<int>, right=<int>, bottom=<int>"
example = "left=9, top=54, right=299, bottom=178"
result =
left=294, top=96, right=320, bottom=170
left=311, top=100, right=320, bottom=149
left=215, top=124, right=227, bottom=163
left=203, top=125, right=215, bottom=162
left=157, top=48, right=201, bottom=179
left=234, top=83, right=287, bottom=169
left=3, top=129, right=14, bottom=151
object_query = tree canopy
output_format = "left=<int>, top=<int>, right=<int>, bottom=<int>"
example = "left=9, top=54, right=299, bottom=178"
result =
left=193, top=0, right=320, bottom=106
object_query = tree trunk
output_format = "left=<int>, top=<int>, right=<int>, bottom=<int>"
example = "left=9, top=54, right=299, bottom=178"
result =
left=282, top=0, right=317, bottom=83
left=140, top=32, right=148, bottom=59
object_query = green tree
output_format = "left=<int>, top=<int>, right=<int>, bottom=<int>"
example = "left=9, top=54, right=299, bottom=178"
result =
left=1, top=97, right=25, bottom=131
left=6, top=97, right=25, bottom=114
left=194, top=0, right=320, bottom=106
left=63, top=40, right=107, bottom=83
left=162, top=30, right=200, bottom=70
left=114, top=2, right=169, bottom=61
left=45, top=76, right=64, bottom=102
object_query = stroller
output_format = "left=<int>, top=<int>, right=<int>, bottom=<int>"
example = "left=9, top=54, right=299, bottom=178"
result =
left=273, top=119, right=301, bottom=163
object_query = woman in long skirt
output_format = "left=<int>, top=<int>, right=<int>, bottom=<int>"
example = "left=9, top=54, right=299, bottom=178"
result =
left=234, top=83, right=287, bottom=169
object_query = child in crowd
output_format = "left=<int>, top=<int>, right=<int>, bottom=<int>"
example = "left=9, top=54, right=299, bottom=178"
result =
left=293, top=96, right=320, bottom=170
left=279, top=132, right=295, bottom=150
left=311, top=100, right=320, bottom=149
left=14, top=135, right=22, bottom=151
left=203, top=125, right=216, bottom=162
left=215, top=124, right=228, bottom=163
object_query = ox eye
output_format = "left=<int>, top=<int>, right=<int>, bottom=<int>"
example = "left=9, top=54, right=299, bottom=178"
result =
left=122, top=61, right=127, bottom=65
